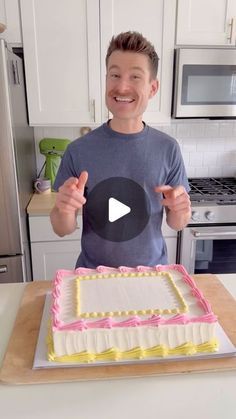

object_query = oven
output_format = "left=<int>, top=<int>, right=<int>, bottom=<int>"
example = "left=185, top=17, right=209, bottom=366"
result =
left=178, top=178, right=236, bottom=274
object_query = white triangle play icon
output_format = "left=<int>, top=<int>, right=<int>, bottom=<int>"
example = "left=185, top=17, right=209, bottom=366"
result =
left=108, top=197, right=131, bottom=223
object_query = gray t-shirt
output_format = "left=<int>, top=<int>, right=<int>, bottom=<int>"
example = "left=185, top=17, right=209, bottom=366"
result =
left=54, top=122, right=190, bottom=268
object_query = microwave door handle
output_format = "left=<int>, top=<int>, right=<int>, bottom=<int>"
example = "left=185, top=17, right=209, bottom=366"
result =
left=192, top=230, right=236, bottom=238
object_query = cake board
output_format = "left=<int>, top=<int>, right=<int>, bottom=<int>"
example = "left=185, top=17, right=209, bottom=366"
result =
left=0, top=275, right=236, bottom=385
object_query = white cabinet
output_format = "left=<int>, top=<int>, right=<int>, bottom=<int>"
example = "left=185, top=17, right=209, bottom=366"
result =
left=29, top=216, right=82, bottom=280
left=31, top=241, right=81, bottom=281
left=100, top=0, right=176, bottom=124
left=176, top=0, right=236, bottom=45
left=0, top=0, right=22, bottom=43
left=20, top=0, right=101, bottom=125
left=20, top=0, right=176, bottom=125
left=162, top=218, right=177, bottom=264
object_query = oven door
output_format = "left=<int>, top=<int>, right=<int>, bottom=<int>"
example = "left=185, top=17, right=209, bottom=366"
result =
left=179, top=225, right=236, bottom=274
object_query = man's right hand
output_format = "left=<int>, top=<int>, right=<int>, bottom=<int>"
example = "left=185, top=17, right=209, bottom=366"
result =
left=55, top=171, right=88, bottom=214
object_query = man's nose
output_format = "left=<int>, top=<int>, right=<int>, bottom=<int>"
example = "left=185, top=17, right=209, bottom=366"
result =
left=115, top=77, right=130, bottom=92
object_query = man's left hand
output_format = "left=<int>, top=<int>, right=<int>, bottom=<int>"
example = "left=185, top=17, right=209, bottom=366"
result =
left=155, top=185, right=191, bottom=230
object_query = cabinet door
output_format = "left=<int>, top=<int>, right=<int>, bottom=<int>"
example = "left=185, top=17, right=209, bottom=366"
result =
left=20, top=0, right=101, bottom=125
left=100, top=0, right=176, bottom=123
left=165, top=237, right=177, bottom=264
left=162, top=217, right=177, bottom=264
left=0, top=0, right=22, bottom=43
left=31, top=241, right=81, bottom=280
left=176, top=0, right=236, bottom=45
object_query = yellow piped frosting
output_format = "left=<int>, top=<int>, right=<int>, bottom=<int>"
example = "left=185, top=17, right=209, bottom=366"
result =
left=47, top=333, right=219, bottom=363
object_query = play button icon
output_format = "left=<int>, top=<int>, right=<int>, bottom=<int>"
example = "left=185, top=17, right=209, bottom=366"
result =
left=84, top=177, right=150, bottom=242
left=108, top=198, right=131, bottom=222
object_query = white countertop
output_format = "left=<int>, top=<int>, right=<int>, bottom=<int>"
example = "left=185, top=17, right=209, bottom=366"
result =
left=0, top=275, right=236, bottom=419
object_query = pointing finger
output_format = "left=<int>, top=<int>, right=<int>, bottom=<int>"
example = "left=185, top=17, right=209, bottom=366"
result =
left=77, top=171, right=88, bottom=194
left=155, top=185, right=184, bottom=199
left=64, top=177, right=80, bottom=189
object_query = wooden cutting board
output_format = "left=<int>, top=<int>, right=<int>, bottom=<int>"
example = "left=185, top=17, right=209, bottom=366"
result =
left=0, top=275, right=236, bottom=385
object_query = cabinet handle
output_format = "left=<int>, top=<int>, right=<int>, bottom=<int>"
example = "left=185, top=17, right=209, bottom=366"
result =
left=12, top=60, right=20, bottom=85
left=0, top=265, right=7, bottom=274
left=90, top=99, right=95, bottom=122
left=227, top=17, right=236, bottom=44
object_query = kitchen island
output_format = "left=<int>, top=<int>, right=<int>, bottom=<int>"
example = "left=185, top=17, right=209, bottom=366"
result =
left=0, top=275, right=235, bottom=419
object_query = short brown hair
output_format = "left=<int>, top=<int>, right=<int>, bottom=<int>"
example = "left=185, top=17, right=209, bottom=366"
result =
left=106, top=31, right=159, bottom=79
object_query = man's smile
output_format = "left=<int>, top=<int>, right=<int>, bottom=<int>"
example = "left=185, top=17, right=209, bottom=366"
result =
left=114, top=96, right=135, bottom=103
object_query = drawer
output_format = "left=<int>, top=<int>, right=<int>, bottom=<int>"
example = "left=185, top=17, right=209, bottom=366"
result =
left=29, top=215, right=82, bottom=242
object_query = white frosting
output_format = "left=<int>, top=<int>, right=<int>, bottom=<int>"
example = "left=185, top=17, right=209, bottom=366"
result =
left=57, top=269, right=205, bottom=324
left=80, top=273, right=179, bottom=314
left=53, top=324, right=216, bottom=356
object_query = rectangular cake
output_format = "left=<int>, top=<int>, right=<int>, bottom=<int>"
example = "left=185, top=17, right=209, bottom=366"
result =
left=48, top=264, right=218, bottom=363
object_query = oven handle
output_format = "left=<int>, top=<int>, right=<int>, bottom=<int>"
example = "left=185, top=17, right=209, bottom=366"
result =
left=192, top=230, right=236, bottom=238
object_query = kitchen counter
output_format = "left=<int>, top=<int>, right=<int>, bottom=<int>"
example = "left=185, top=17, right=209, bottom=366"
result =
left=27, top=192, right=57, bottom=216
left=0, top=275, right=236, bottom=419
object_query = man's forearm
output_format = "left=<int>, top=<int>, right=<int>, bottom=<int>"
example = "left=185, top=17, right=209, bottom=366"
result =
left=50, top=206, right=78, bottom=237
left=166, top=208, right=191, bottom=231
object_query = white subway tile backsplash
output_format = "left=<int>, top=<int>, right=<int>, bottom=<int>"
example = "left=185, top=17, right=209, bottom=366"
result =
left=193, top=166, right=210, bottom=177
left=185, top=167, right=197, bottom=177
left=222, top=166, right=236, bottom=177
left=34, top=120, right=236, bottom=177
left=42, top=127, right=74, bottom=140
left=218, top=151, right=236, bottom=165
left=189, top=123, right=205, bottom=138
left=196, top=139, right=210, bottom=152
left=189, top=151, right=203, bottom=167
left=159, top=124, right=177, bottom=138
left=208, top=167, right=223, bottom=177
left=181, top=139, right=197, bottom=153
left=218, top=122, right=234, bottom=138
left=176, top=123, right=192, bottom=138
left=73, top=127, right=82, bottom=138
left=203, top=152, right=218, bottom=166
left=224, top=140, right=236, bottom=151
left=203, top=122, right=219, bottom=138
left=232, top=122, right=236, bottom=136
left=182, top=152, right=190, bottom=166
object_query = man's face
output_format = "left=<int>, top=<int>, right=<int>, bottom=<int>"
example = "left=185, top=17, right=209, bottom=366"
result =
left=105, top=51, right=158, bottom=123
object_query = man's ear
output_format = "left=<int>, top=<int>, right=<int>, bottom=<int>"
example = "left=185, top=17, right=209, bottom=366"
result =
left=149, top=79, right=159, bottom=98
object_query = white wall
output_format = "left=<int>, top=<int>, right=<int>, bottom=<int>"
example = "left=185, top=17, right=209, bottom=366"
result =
left=34, top=120, right=236, bottom=179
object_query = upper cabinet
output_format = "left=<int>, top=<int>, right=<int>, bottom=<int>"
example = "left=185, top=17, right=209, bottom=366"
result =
left=0, top=0, right=22, bottom=43
left=20, top=0, right=101, bottom=125
left=100, top=0, right=176, bottom=124
left=20, top=0, right=176, bottom=126
left=176, top=0, right=236, bottom=45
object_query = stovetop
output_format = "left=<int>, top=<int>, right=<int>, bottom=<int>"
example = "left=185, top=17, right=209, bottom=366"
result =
left=188, top=177, right=236, bottom=203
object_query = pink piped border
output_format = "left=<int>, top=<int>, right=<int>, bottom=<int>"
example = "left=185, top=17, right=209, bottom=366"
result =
left=51, top=264, right=217, bottom=331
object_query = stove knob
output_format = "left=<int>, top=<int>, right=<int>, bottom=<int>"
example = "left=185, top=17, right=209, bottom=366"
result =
left=191, top=210, right=200, bottom=222
left=205, top=211, right=215, bottom=221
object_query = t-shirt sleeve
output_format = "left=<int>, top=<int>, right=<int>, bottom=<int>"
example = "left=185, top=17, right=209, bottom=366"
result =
left=53, top=146, right=78, bottom=191
left=166, top=141, right=190, bottom=193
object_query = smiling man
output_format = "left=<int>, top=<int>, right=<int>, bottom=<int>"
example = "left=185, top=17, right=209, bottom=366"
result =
left=50, top=31, right=191, bottom=268
left=105, top=49, right=158, bottom=133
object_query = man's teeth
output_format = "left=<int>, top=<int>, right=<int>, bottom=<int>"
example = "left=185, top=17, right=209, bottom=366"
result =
left=115, top=97, right=133, bottom=102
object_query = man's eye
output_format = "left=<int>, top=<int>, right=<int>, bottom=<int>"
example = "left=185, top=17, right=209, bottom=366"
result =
left=110, top=73, right=119, bottom=78
left=132, top=75, right=141, bottom=80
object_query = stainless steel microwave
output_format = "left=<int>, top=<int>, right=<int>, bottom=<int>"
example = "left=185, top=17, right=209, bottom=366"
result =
left=172, top=47, right=236, bottom=118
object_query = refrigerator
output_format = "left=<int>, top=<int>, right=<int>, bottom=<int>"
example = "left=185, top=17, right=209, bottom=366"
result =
left=0, top=39, right=36, bottom=283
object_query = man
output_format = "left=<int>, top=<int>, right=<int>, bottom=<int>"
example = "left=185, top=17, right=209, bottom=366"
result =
left=50, top=31, right=191, bottom=268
